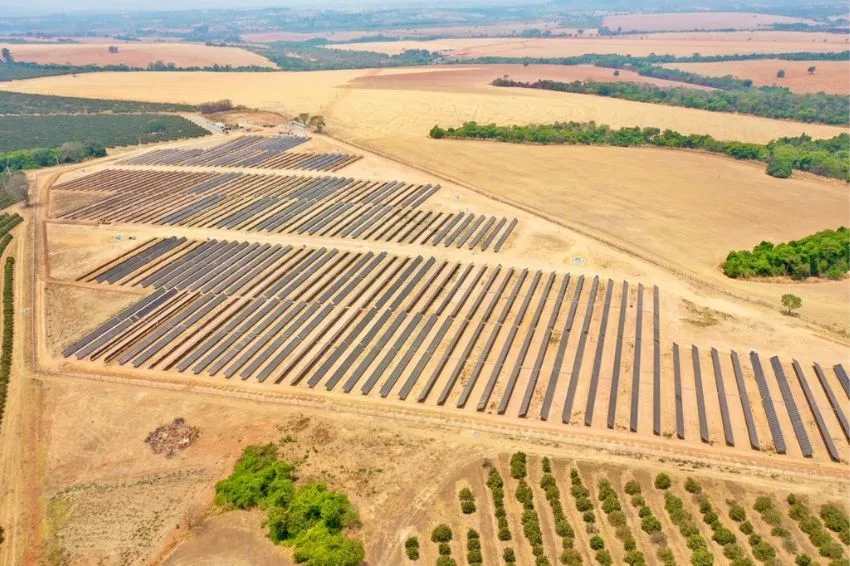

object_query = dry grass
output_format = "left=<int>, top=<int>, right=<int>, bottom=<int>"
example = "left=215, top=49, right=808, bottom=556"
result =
left=0, top=42, right=275, bottom=68
left=601, top=12, right=816, bottom=32
left=331, top=31, right=850, bottom=57
left=664, top=59, right=850, bottom=94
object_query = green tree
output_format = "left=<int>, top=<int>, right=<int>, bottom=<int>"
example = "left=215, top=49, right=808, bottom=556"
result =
left=655, top=474, right=672, bottom=490
left=807, top=66, right=816, bottom=74
left=308, top=115, right=326, bottom=133
left=59, top=141, right=85, bottom=163
left=781, top=293, right=802, bottom=316
left=776, top=69, right=786, bottom=78
left=613, top=70, right=620, bottom=76
left=766, top=158, right=793, bottom=178
left=431, top=524, right=453, bottom=543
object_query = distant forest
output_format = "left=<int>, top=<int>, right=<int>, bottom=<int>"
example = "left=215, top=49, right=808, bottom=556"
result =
left=429, top=121, right=849, bottom=181
left=490, top=78, right=849, bottom=126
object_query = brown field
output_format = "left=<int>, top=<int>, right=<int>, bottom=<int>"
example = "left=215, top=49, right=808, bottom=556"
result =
left=332, top=31, right=850, bottom=57
left=602, top=12, right=816, bottom=32
left=665, top=59, right=850, bottom=94
left=0, top=42, right=276, bottom=68
left=347, top=63, right=716, bottom=90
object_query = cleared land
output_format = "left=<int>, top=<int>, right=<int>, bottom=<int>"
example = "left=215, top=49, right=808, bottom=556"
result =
left=332, top=31, right=850, bottom=57
left=664, top=59, right=850, bottom=94
left=0, top=42, right=276, bottom=68
left=601, top=12, right=816, bottom=32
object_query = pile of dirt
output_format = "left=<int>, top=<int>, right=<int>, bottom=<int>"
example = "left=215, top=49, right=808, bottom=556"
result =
left=145, top=418, right=199, bottom=457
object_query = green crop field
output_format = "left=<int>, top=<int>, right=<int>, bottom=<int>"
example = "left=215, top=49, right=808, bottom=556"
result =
left=0, top=91, right=199, bottom=115
left=0, top=114, right=208, bottom=152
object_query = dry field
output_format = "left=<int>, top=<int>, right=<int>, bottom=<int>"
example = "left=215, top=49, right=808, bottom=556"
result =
left=347, top=63, right=715, bottom=90
left=664, top=59, right=850, bottom=94
left=601, top=12, right=816, bottom=32
left=332, top=31, right=850, bottom=57
left=0, top=42, right=275, bottom=68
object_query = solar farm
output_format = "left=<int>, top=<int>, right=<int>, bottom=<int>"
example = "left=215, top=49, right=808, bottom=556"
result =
left=41, top=134, right=849, bottom=467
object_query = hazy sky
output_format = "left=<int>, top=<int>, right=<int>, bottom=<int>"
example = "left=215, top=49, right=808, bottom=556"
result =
left=9, top=0, right=514, bottom=14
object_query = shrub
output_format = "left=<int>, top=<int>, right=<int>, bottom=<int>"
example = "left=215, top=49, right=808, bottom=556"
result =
left=624, top=550, right=646, bottom=565
left=461, top=500, right=476, bottom=514
left=625, top=480, right=642, bottom=496
left=639, top=506, right=652, bottom=518
left=436, top=557, right=456, bottom=566
left=739, top=522, right=754, bottom=535
left=595, top=549, right=613, bottom=565
left=431, top=524, right=453, bottom=543
left=685, top=478, right=702, bottom=494
left=609, top=510, right=627, bottom=527
left=655, top=474, right=672, bottom=490
left=751, top=540, right=776, bottom=561
left=632, top=495, right=646, bottom=507
left=467, top=549, right=483, bottom=564
left=753, top=497, right=773, bottom=513
left=438, top=542, right=451, bottom=555
left=498, top=527, right=512, bottom=541
left=771, top=526, right=789, bottom=538
left=583, top=511, right=596, bottom=523
left=577, top=499, right=594, bottom=512
left=691, top=547, right=715, bottom=566
left=602, top=496, right=621, bottom=514
left=766, top=158, right=793, bottom=178
left=510, top=452, right=528, bottom=479
left=561, top=548, right=582, bottom=566
left=729, top=504, right=747, bottom=522
left=713, top=526, right=736, bottom=546
left=459, top=488, right=474, bottom=501
left=688, top=534, right=708, bottom=550
left=503, top=547, right=516, bottom=562
left=821, top=504, right=849, bottom=535
left=590, top=535, right=605, bottom=550
left=795, top=555, right=813, bottom=566
left=642, top=516, right=662, bottom=534
left=405, top=536, right=420, bottom=560
left=542, top=457, right=552, bottom=474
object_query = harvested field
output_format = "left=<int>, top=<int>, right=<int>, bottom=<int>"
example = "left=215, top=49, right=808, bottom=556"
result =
left=601, top=12, right=816, bottom=32
left=0, top=42, right=276, bottom=68
left=347, top=63, right=716, bottom=91
left=3, top=71, right=845, bottom=144
left=664, top=59, right=850, bottom=94
left=331, top=31, right=850, bottom=57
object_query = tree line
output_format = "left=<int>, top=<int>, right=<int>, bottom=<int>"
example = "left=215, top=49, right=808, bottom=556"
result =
left=428, top=121, right=849, bottom=181
left=723, top=227, right=849, bottom=280
left=490, top=78, right=849, bottom=126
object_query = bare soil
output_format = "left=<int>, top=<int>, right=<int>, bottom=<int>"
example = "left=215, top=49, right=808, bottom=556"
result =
left=601, top=12, right=816, bottom=32
left=664, top=59, right=850, bottom=94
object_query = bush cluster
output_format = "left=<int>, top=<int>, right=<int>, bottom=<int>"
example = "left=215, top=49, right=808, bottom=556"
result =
left=787, top=494, right=848, bottom=563
left=684, top=483, right=752, bottom=566
left=569, top=469, right=609, bottom=564
left=598, top=479, right=646, bottom=565
left=510, top=452, right=528, bottom=479
left=539, top=458, right=581, bottom=565
left=214, top=444, right=364, bottom=566
left=512, top=463, right=550, bottom=566
left=662, top=490, right=715, bottom=566
left=0, top=254, right=15, bottom=429
left=624, top=480, right=674, bottom=566
left=504, top=547, right=516, bottom=565
left=466, top=529, right=482, bottom=566
left=459, top=487, right=476, bottom=514
left=723, top=227, right=850, bottom=280
left=820, top=504, right=850, bottom=546
left=405, top=536, right=420, bottom=560
left=487, top=468, right=512, bottom=541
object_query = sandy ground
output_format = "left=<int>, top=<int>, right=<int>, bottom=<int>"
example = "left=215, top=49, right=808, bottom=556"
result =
left=664, top=59, right=850, bottom=94
left=601, top=12, right=816, bottom=32
left=331, top=31, right=850, bottom=57
left=0, top=42, right=275, bottom=68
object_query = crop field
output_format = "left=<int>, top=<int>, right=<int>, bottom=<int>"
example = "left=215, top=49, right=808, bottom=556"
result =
left=0, top=42, right=276, bottom=68
left=600, top=12, right=816, bottom=32
left=663, top=60, right=850, bottom=94
left=0, top=114, right=208, bottom=152
left=120, top=135, right=363, bottom=171
left=331, top=31, right=850, bottom=58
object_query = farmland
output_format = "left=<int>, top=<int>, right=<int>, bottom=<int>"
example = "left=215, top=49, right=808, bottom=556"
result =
left=663, top=60, right=850, bottom=94
left=0, top=42, right=275, bottom=68
left=600, top=12, right=817, bottom=32
left=0, top=114, right=208, bottom=152
left=0, top=6, right=849, bottom=566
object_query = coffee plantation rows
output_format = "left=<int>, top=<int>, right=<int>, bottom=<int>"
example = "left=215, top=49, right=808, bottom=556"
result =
left=0, top=114, right=208, bottom=153
left=410, top=454, right=848, bottom=566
